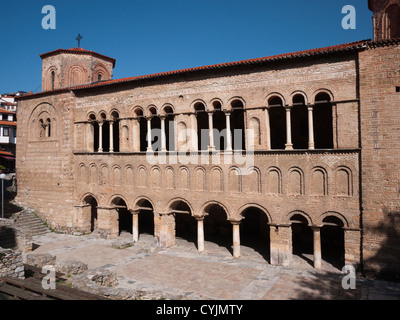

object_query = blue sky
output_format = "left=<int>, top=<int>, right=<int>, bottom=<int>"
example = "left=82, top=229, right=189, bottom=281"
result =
left=0, top=0, right=373, bottom=94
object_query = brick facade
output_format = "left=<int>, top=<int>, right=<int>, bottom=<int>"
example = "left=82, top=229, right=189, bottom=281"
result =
left=14, top=2, right=400, bottom=276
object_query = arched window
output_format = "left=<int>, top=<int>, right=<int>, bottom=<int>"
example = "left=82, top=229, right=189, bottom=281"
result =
left=386, top=4, right=400, bottom=39
left=163, top=106, right=175, bottom=151
left=212, top=101, right=226, bottom=151
left=51, top=71, right=55, bottom=90
left=314, top=93, right=333, bottom=149
left=230, top=99, right=246, bottom=150
left=46, top=118, right=51, bottom=138
left=89, top=114, right=99, bottom=152
left=194, top=102, right=208, bottom=150
left=268, top=96, right=286, bottom=149
left=111, top=111, right=120, bottom=152
left=291, top=94, right=308, bottom=149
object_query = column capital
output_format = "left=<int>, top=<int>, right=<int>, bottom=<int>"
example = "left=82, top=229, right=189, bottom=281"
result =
left=129, top=209, right=140, bottom=215
left=229, top=219, right=242, bottom=225
left=193, top=215, right=205, bottom=221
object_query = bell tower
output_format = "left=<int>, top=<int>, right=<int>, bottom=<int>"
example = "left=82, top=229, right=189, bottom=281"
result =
left=369, top=0, right=400, bottom=41
left=40, top=47, right=116, bottom=92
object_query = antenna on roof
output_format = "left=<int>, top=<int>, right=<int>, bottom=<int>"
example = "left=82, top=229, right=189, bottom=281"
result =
left=76, top=33, right=83, bottom=48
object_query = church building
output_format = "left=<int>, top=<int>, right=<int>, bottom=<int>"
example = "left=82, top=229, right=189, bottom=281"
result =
left=15, top=0, right=400, bottom=277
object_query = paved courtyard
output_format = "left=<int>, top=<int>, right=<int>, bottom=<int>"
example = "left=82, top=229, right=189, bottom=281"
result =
left=26, top=231, right=400, bottom=300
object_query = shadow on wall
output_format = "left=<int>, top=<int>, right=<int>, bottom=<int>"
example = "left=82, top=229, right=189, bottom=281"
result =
left=363, top=209, right=400, bottom=283
left=290, top=210, right=400, bottom=300
left=288, top=272, right=361, bottom=300
left=0, top=227, right=17, bottom=250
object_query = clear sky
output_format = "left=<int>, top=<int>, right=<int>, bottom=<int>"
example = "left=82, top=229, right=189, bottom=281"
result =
left=0, top=0, right=373, bottom=94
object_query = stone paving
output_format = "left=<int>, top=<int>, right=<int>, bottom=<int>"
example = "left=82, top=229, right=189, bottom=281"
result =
left=25, top=231, right=400, bottom=300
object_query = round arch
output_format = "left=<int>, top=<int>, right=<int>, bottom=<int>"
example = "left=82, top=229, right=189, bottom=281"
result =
left=166, top=198, right=194, bottom=215
left=191, top=99, right=208, bottom=112
left=238, top=203, right=272, bottom=223
left=319, top=211, right=349, bottom=229
left=265, top=92, right=286, bottom=106
left=286, top=210, right=313, bottom=226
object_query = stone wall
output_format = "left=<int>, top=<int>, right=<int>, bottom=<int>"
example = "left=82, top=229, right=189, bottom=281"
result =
left=359, top=41, right=400, bottom=278
left=0, top=248, right=24, bottom=279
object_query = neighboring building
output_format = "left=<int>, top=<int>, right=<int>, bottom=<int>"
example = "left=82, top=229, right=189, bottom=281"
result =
left=15, top=0, right=400, bottom=278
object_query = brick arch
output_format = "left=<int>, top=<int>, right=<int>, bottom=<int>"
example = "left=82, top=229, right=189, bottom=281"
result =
left=265, top=92, right=286, bottom=106
left=200, top=201, right=231, bottom=220
left=92, top=63, right=110, bottom=82
left=286, top=210, right=314, bottom=226
left=166, top=198, right=194, bottom=216
left=79, top=192, right=100, bottom=206
left=227, top=96, right=246, bottom=110
left=132, top=106, right=144, bottom=117
left=191, top=99, right=208, bottom=112
left=311, top=88, right=335, bottom=103
left=28, top=102, right=59, bottom=141
left=289, top=90, right=309, bottom=105
left=68, top=65, right=87, bottom=87
left=133, top=196, right=156, bottom=212
left=237, top=203, right=272, bottom=223
left=319, top=211, right=349, bottom=229
left=109, top=194, right=130, bottom=209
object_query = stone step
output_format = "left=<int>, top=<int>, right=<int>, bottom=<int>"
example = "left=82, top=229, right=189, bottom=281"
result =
left=13, top=211, right=51, bottom=236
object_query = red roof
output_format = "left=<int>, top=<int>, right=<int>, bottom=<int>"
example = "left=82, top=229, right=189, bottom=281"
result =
left=0, top=121, right=16, bottom=126
left=70, top=40, right=369, bottom=91
left=40, top=47, right=116, bottom=67
left=18, top=39, right=374, bottom=100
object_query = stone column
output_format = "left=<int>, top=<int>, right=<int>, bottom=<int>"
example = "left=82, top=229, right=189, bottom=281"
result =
left=225, top=111, right=232, bottom=152
left=109, top=121, right=114, bottom=153
left=160, top=116, right=167, bottom=151
left=98, top=122, right=103, bottom=153
left=231, top=221, right=241, bottom=258
left=154, top=212, right=175, bottom=248
left=307, top=105, right=315, bottom=150
left=146, top=117, right=152, bottom=151
left=269, top=224, right=292, bottom=266
left=265, top=107, right=271, bottom=150
left=73, top=204, right=91, bottom=234
left=96, top=206, right=118, bottom=239
left=130, top=209, right=139, bottom=243
left=196, top=217, right=205, bottom=252
left=285, top=106, right=293, bottom=150
left=208, top=112, right=215, bottom=151
left=312, top=226, right=322, bottom=269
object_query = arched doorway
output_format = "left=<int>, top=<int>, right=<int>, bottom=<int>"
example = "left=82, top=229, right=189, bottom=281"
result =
left=170, top=201, right=196, bottom=246
left=240, top=207, right=270, bottom=262
left=112, top=198, right=132, bottom=236
left=83, top=195, right=98, bottom=233
left=136, top=199, right=155, bottom=236
left=290, top=214, right=313, bottom=266
left=321, top=216, right=345, bottom=269
left=204, top=203, right=232, bottom=254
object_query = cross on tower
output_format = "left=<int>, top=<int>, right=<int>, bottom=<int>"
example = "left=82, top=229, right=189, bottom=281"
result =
left=76, top=33, right=83, bottom=48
